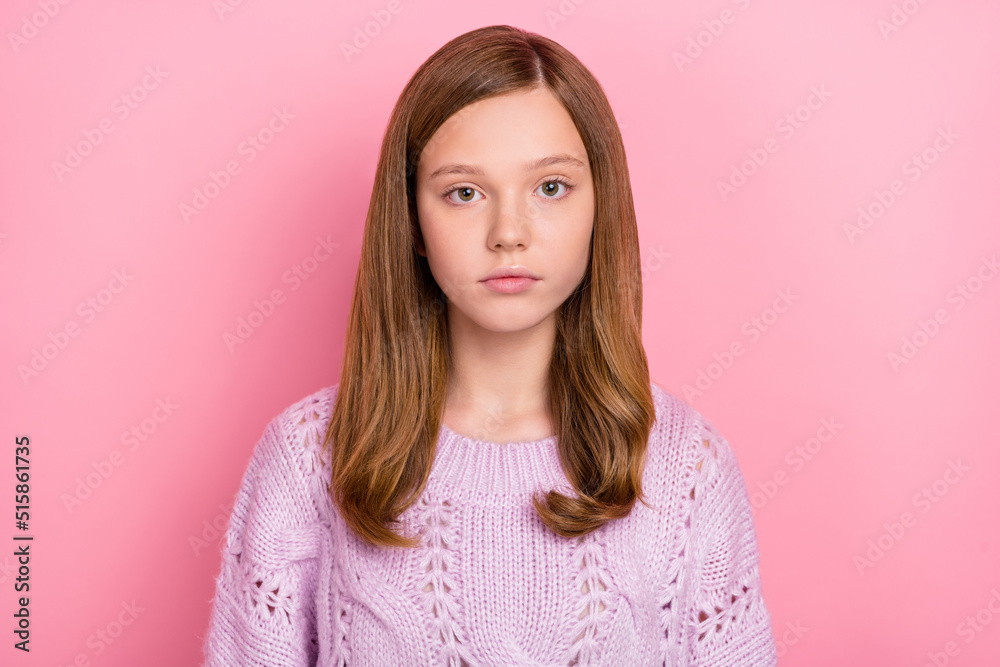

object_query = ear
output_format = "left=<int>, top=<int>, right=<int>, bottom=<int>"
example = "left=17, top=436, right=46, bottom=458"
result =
left=412, top=220, right=427, bottom=257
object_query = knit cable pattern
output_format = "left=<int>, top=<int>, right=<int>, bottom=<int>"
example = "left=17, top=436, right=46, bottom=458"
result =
left=413, top=492, right=475, bottom=666
left=685, top=414, right=776, bottom=665
left=566, top=529, right=614, bottom=665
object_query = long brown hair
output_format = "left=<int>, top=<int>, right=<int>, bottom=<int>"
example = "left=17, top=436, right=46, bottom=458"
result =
left=322, top=24, right=655, bottom=549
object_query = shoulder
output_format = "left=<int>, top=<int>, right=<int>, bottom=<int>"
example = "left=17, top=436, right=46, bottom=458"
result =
left=240, top=384, right=341, bottom=523
left=648, top=380, right=719, bottom=460
left=645, top=381, right=745, bottom=500
left=648, top=380, right=697, bottom=439
left=264, top=384, right=340, bottom=458
left=271, top=383, right=339, bottom=434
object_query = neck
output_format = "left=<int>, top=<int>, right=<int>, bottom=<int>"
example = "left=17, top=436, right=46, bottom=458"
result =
left=443, top=307, right=555, bottom=441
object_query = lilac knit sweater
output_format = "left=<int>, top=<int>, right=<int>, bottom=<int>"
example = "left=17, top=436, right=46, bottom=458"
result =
left=203, top=382, right=777, bottom=666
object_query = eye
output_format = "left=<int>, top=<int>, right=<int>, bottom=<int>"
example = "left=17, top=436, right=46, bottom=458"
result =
left=536, top=178, right=572, bottom=198
left=441, top=178, right=574, bottom=205
left=444, top=186, right=483, bottom=204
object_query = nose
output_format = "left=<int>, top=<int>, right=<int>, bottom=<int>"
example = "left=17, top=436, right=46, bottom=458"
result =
left=487, top=194, right=538, bottom=250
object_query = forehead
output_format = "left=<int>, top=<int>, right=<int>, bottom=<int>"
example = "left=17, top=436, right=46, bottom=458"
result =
left=417, top=87, right=588, bottom=176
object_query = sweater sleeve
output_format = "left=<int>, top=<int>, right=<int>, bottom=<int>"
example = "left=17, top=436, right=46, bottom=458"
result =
left=202, top=412, right=326, bottom=666
left=686, top=413, right=777, bottom=667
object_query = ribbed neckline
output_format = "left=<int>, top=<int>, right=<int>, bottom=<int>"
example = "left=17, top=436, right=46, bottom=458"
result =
left=430, top=422, right=572, bottom=496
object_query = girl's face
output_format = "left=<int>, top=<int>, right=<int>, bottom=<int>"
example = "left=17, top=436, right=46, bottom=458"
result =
left=414, top=86, right=595, bottom=337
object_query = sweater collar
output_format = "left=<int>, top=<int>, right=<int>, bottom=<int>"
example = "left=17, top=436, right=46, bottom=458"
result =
left=429, top=422, right=573, bottom=497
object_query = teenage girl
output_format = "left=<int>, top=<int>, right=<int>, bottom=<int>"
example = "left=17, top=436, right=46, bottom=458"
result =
left=204, top=24, right=777, bottom=667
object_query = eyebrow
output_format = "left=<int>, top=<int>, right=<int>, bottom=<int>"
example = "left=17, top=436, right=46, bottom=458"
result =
left=426, top=153, right=588, bottom=180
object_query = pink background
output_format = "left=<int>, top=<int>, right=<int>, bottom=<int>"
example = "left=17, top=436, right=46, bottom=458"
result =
left=2, top=1, right=998, bottom=665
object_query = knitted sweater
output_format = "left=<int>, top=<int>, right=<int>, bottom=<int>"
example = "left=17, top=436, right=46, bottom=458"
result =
left=203, top=382, right=777, bottom=666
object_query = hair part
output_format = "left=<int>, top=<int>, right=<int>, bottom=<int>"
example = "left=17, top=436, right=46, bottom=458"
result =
left=323, top=24, right=656, bottom=549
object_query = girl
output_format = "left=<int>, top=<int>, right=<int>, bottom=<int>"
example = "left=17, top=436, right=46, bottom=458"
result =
left=203, top=24, right=777, bottom=667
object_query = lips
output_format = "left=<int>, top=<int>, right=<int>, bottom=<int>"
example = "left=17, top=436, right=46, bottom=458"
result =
left=480, top=265, right=541, bottom=281
left=481, top=276, right=538, bottom=294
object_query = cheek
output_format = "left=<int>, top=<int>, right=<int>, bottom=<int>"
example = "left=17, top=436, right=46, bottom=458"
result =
left=564, top=206, right=594, bottom=271
left=421, top=219, right=463, bottom=268
left=417, top=192, right=460, bottom=247
left=571, top=235, right=593, bottom=280
left=542, top=233, right=591, bottom=294
left=415, top=202, right=449, bottom=260
left=418, top=223, right=471, bottom=296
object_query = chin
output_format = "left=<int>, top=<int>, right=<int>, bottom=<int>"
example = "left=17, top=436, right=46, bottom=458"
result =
left=479, top=311, right=556, bottom=334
